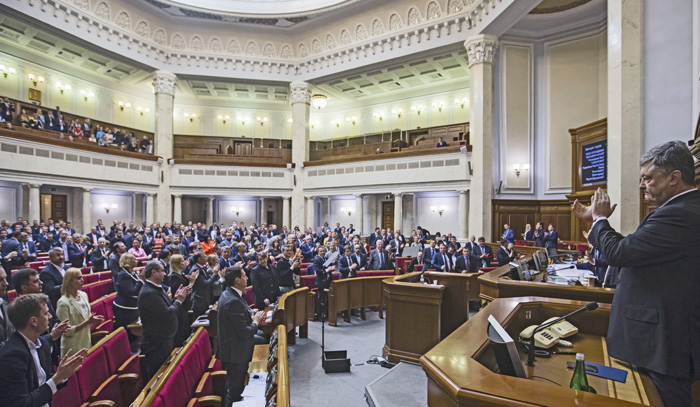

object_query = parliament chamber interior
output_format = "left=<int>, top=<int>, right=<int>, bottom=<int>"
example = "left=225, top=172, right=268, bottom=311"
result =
left=0, top=0, right=699, bottom=406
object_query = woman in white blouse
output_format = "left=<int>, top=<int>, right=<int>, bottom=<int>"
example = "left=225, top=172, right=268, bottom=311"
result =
left=56, top=268, right=104, bottom=356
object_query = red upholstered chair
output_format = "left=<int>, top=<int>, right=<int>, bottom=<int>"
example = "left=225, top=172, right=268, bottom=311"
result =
left=7, top=290, right=17, bottom=303
left=27, top=262, right=44, bottom=270
left=97, top=271, right=112, bottom=281
left=76, top=347, right=111, bottom=402
left=395, top=257, right=410, bottom=274
left=244, top=287, right=255, bottom=307
left=81, top=267, right=92, bottom=275
left=576, top=244, right=588, bottom=252
left=84, top=274, right=99, bottom=284
left=53, top=375, right=82, bottom=407
left=156, top=369, right=191, bottom=407
left=90, top=375, right=127, bottom=407
left=480, top=267, right=496, bottom=273
left=83, top=285, right=94, bottom=304
left=515, top=240, right=528, bottom=246
left=102, top=328, right=145, bottom=402
left=414, top=265, right=423, bottom=272
left=301, top=275, right=316, bottom=290
left=88, top=281, right=113, bottom=302
left=187, top=399, right=200, bottom=407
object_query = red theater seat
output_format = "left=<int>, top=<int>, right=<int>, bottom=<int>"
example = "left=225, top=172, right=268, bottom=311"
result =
left=515, top=240, right=528, bottom=246
left=28, top=262, right=44, bottom=270
left=90, top=375, right=127, bottom=407
left=76, top=347, right=111, bottom=402
left=7, top=290, right=17, bottom=303
left=81, top=267, right=92, bottom=275
left=157, top=370, right=190, bottom=407
left=53, top=375, right=81, bottom=407
left=244, top=287, right=255, bottom=307
left=84, top=274, right=99, bottom=284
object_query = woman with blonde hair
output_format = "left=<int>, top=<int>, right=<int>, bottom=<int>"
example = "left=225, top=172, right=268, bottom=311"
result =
left=168, top=254, right=198, bottom=346
left=523, top=224, right=534, bottom=241
left=56, top=268, right=104, bottom=356
left=113, top=253, right=142, bottom=344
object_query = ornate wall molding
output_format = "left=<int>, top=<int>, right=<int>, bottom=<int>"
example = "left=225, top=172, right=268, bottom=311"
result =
left=465, top=34, right=499, bottom=67
left=289, top=81, right=311, bottom=104
left=153, top=70, right=177, bottom=96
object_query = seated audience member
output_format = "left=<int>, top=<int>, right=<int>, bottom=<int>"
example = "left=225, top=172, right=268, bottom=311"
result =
left=0, top=294, right=87, bottom=407
left=368, top=240, right=393, bottom=271
left=436, top=137, right=447, bottom=147
left=375, top=147, right=384, bottom=154
left=127, top=138, right=139, bottom=152
left=167, top=254, right=198, bottom=347
left=250, top=252, right=280, bottom=309
left=139, top=136, right=150, bottom=153
left=455, top=246, right=480, bottom=274
left=138, top=260, right=191, bottom=379
left=19, top=109, right=30, bottom=127
left=407, top=250, right=425, bottom=273
left=113, top=253, right=142, bottom=345
left=56, top=269, right=104, bottom=357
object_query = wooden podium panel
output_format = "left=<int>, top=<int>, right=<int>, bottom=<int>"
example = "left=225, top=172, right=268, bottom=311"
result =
left=420, top=297, right=662, bottom=407
left=328, top=276, right=387, bottom=326
left=478, top=257, right=615, bottom=304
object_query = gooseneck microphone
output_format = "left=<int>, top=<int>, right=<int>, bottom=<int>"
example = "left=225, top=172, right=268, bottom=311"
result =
left=526, top=301, right=598, bottom=367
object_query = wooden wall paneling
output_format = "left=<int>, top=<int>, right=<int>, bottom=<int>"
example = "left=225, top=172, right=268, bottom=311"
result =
left=491, top=199, right=572, bottom=242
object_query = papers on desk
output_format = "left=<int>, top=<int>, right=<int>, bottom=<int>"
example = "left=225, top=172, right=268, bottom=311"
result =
left=554, top=268, right=595, bottom=280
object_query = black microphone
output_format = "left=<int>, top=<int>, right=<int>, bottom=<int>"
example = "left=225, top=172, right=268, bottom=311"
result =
left=526, top=301, right=598, bottom=367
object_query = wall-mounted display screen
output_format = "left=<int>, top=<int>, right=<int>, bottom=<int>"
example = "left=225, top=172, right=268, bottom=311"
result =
left=581, top=140, right=606, bottom=185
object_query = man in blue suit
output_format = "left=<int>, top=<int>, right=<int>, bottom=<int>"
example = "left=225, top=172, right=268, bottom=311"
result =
left=337, top=245, right=357, bottom=279
left=1, top=230, right=25, bottom=266
left=300, top=236, right=316, bottom=263
left=502, top=224, right=514, bottom=245
left=20, top=232, right=38, bottom=263
left=423, top=241, right=437, bottom=270
left=66, top=234, right=84, bottom=267
left=368, top=228, right=381, bottom=247
left=431, top=244, right=454, bottom=272
left=544, top=224, right=559, bottom=248
left=219, top=246, right=236, bottom=270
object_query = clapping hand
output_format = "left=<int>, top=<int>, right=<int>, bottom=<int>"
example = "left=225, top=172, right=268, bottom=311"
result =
left=252, top=310, right=265, bottom=325
left=50, top=320, right=71, bottom=340
left=174, top=284, right=193, bottom=303
left=54, top=348, right=88, bottom=383
left=88, top=313, right=105, bottom=325
left=187, top=268, right=200, bottom=283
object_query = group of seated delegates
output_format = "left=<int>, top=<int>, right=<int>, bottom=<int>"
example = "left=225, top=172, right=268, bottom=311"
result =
left=502, top=222, right=561, bottom=248
left=0, top=95, right=154, bottom=154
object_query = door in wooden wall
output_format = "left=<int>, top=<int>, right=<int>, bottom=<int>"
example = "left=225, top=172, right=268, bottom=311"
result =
left=50, top=195, right=67, bottom=221
left=234, top=141, right=252, bottom=156
left=382, top=201, right=394, bottom=230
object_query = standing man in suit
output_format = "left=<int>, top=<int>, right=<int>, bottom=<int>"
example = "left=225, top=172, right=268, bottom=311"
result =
left=337, top=245, right=357, bottom=279
left=476, top=237, right=494, bottom=267
left=275, top=245, right=300, bottom=294
left=217, top=266, right=266, bottom=406
left=352, top=243, right=367, bottom=272
left=190, top=251, right=221, bottom=320
left=20, top=232, right=38, bottom=262
left=138, top=260, right=191, bottom=379
left=501, top=224, right=515, bottom=245
left=368, top=240, right=393, bottom=271
left=387, top=230, right=405, bottom=258
left=423, top=241, right=437, bottom=270
left=313, top=245, right=336, bottom=320
left=0, top=267, right=14, bottom=343
left=250, top=252, right=279, bottom=310
left=368, top=227, right=381, bottom=247
left=91, top=238, right=110, bottom=272
left=108, top=242, right=125, bottom=289
left=431, top=244, right=454, bottom=272
left=67, top=234, right=84, bottom=267
left=465, top=235, right=481, bottom=257
left=455, top=246, right=480, bottom=274
left=300, top=236, right=316, bottom=263
left=0, top=293, right=87, bottom=407
left=40, top=247, right=69, bottom=309
left=543, top=224, right=559, bottom=248
left=2, top=230, right=26, bottom=267
left=533, top=222, right=546, bottom=247
left=572, top=141, right=700, bottom=407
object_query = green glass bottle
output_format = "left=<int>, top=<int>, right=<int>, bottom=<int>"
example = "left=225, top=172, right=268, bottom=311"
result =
left=569, top=353, right=591, bottom=392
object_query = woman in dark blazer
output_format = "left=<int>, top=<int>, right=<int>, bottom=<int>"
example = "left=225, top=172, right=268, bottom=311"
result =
left=167, top=254, right=199, bottom=347
left=112, top=253, right=143, bottom=345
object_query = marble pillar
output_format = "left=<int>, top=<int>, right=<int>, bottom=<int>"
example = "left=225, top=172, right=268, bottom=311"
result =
left=29, top=184, right=41, bottom=223
left=82, top=188, right=92, bottom=234
left=260, top=197, right=266, bottom=225
left=608, top=0, right=644, bottom=234
left=320, top=197, right=329, bottom=226
left=393, top=193, right=403, bottom=233
left=290, top=82, right=310, bottom=229
left=134, top=194, right=144, bottom=226
left=367, top=195, right=377, bottom=233
left=206, top=197, right=214, bottom=226
left=146, top=194, right=155, bottom=226
left=282, top=197, right=291, bottom=229
left=466, top=35, right=498, bottom=241
left=404, top=194, right=414, bottom=233
left=306, top=196, right=315, bottom=230
left=354, top=194, right=363, bottom=236
left=458, top=190, right=469, bottom=241
left=153, top=70, right=177, bottom=223
left=173, top=195, right=182, bottom=224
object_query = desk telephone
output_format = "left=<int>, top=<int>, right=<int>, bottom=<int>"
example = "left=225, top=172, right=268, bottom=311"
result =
left=519, top=318, right=578, bottom=349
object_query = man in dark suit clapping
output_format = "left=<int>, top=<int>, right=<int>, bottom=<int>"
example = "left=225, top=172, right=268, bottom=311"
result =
left=352, top=243, right=367, bottom=271
left=216, top=267, right=265, bottom=406
left=455, top=246, right=480, bottom=274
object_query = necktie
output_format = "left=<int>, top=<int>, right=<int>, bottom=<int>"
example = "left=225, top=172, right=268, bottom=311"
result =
left=380, top=252, right=384, bottom=269
left=465, top=256, right=469, bottom=272
left=444, top=255, right=449, bottom=272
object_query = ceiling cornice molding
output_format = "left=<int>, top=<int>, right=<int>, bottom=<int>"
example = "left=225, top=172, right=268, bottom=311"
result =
left=4, top=0, right=511, bottom=83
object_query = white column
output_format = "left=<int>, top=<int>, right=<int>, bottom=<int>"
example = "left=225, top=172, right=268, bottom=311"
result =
left=290, top=82, right=311, bottom=229
left=393, top=193, right=403, bottom=232
left=367, top=195, right=377, bottom=234
left=146, top=194, right=155, bottom=226
left=153, top=70, right=177, bottom=223
left=282, top=197, right=291, bottom=229
left=173, top=195, right=182, bottom=224
left=466, top=35, right=498, bottom=241
left=354, top=194, right=363, bottom=236
left=458, top=190, right=469, bottom=241
left=259, top=197, right=266, bottom=225
left=82, top=188, right=92, bottom=234
left=404, top=194, right=414, bottom=233
left=29, top=184, right=41, bottom=223
left=306, top=196, right=315, bottom=230
left=608, top=0, right=644, bottom=234
left=206, top=197, right=214, bottom=226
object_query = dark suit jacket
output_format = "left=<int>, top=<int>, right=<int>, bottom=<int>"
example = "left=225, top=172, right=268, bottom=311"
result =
left=387, top=238, right=404, bottom=257
left=40, top=263, right=67, bottom=309
left=455, top=255, right=480, bottom=273
left=477, top=245, right=494, bottom=265
left=0, top=332, right=56, bottom=407
left=108, top=253, right=121, bottom=289
left=312, top=255, right=333, bottom=289
left=337, top=253, right=355, bottom=278
left=431, top=252, right=454, bottom=272
left=407, top=256, right=425, bottom=273
left=250, top=265, right=279, bottom=310
left=351, top=252, right=367, bottom=271
left=114, top=269, right=143, bottom=309
left=138, top=280, right=181, bottom=341
left=1, top=237, right=23, bottom=266
left=533, top=229, right=546, bottom=247
left=216, top=287, right=258, bottom=365
left=589, top=190, right=700, bottom=380
left=219, top=256, right=235, bottom=271
left=544, top=231, right=559, bottom=248
left=91, top=247, right=110, bottom=272
left=190, top=265, right=220, bottom=315
left=66, top=243, right=84, bottom=267
left=368, top=249, right=393, bottom=271
left=496, top=246, right=515, bottom=267
left=0, top=300, right=14, bottom=343
left=423, top=247, right=437, bottom=269
left=274, top=257, right=297, bottom=287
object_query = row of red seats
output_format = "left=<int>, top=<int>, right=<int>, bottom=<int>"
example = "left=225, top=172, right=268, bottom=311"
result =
left=4, top=270, right=113, bottom=304
left=53, top=328, right=146, bottom=407
left=90, top=292, right=116, bottom=343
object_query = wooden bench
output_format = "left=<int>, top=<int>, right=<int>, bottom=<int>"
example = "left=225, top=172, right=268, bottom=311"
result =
left=328, top=275, right=388, bottom=326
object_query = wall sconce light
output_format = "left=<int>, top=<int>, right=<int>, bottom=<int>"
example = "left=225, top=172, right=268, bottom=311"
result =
left=454, top=97, right=468, bottom=109
left=118, top=101, right=131, bottom=111
left=391, top=108, right=403, bottom=118
left=237, top=116, right=249, bottom=126
left=373, top=112, right=384, bottom=121
left=340, top=207, right=353, bottom=216
left=256, top=117, right=269, bottom=126
left=411, top=104, right=423, bottom=115
left=432, top=101, right=445, bottom=112
left=137, top=106, right=150, bottom=116
left=431, top=205, right=446, bottom=217
left=218, top=114, right=230, bottom=124
left=80, top=89, right=95, bottom=101
left=27, top=74, right=44, bottom=87
left=56, top=82, right=71, bottom=94
left=310, top=120, right=319, bottom=129
left=0, top=65, right=16, bottom=78
left=184, top=112, right=197, bottom=122
left=345, top=116, right=357, bottom=125
left=102, top=203, right=118, bottom=214
left=287, top=118, right=293, bottom=124
left=311, top=94, right=328, bottom=110
left=231, top=207, right=244, bottom=216
left=514, top=163, right=530, bottom=177
left=330, top=119, right=340, bottom=128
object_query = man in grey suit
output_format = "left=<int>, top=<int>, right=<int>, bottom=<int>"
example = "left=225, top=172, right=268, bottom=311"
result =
left=217, top=267, right=265, bottom=406
left=0, top=267, right=14, bottom=343
left=573, top=140, right=700, bottom=407
left=368, top=240, right=393, bottom=271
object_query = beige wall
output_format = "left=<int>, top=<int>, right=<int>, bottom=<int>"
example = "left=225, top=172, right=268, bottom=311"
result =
left=502, top=44, right=532, bottom=191
left=546, top=31, right=607, bottom=192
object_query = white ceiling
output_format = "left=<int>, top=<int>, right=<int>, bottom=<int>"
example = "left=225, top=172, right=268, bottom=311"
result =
left=163, top=0, right=359, bottom=16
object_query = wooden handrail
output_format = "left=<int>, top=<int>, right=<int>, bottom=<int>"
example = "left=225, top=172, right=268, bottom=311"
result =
left=304, top=145, right=468, bottom=167
left=172, top=157, right=290, bottom=168
left=275, top=324, right=290, bottom=407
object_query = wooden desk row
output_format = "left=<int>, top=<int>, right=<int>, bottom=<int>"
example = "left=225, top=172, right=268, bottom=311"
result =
left=328, top=275, right=387, bottom=326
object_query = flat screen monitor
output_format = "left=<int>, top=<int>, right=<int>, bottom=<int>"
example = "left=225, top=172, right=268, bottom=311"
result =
left=518, top=258, right=529, bottom=272
left=487, top=314, right=527, bottom=378
left=533, top=250, right=548, bottom=272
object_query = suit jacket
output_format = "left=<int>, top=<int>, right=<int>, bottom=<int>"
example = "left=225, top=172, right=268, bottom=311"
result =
left=455, top=255, right=480, bottom=274
left=0, top=299, right=15, bottom=343
left=190, top=264, right=220, bottom=315
left=337, top=253, right=356, bottom=278
left=544, top=231, right=558, bottom=248
left=66, top=243, right=84, bottom=267
left=219, top=256, right=235, bottom=271
left=250, top=265, right=279, bottom=310
left=407, top=256, right=425, bottom=273
left=477, top=245, right=494, bottom=265
left=1, top=237, right=22, bottom=266
left=387, top=238, right=404, bottom=257
left=114, top=269, right=143, bottom=310
left=274, top=257, right=297, bottom=287
left=465, top=241, right=481, bottom=256
left=368, top=249, right=393, bottom=271
left=85, top=233, right=100, bottom=247
left=351, top=252, right=367, bottom=271
left=423, top=247, right=437, bottom=269
left=300, top=242, right=315, bottom=262
left=108, top=253, right=121, bottom=289
left=431, top=252, right=454, bottom=272
left=56, top=291, right=92, bottom=356
left=496, top=246, right=515, bottom=267
left=312, top=255, right=333, bottom=289
left=40, top=263, right=67, bottom=309
left=503, top=229, right=514, bottom=244
left=216, top=287, right=258, bottom=364
left=367, top=233, right=380, bottom=247
left=91, top=247, right=110, bottom=272
left=588, top=190, right=700, bottom=380
left=533, top=229, right=546, bottom=247
left=0, top=332, right=59, bottom=407
left=138, top=280, right=181, bottom=341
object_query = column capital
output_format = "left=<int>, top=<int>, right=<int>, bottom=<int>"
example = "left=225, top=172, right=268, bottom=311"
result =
left=464, top=34, right=499, bottom=67
left=354, top=194, right=363, bottom=199
left=153, top=70, right=177, bottom=96
left=82, top=188, right=92, bottom=193
left=29, top=183, right=42, bottom=189
left=147, top=193, right=156, bottom=197
left=173, top=194, right=182, bottom=199
left=208, top=196, right=215, bottom=201
left=458, top=190, right=469, bottom=195
left=289, top=81, right=311, bottom=104
left=392, top=192, right=404, bottom=198
left=283, top=196, right=291, bottom=201
left=305, top=196, right=314, bottom=200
